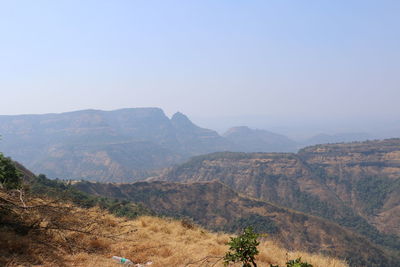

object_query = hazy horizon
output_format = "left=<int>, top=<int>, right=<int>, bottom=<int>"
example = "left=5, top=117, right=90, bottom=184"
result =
left=0, top=106, right=398, bottom=141
left=1, top=1, right=399, bottom=138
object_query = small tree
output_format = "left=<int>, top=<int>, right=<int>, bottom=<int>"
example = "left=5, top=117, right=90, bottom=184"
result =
left=0, top=153, right=22, bottom=189
left=224, top=226, right=260, bottom=267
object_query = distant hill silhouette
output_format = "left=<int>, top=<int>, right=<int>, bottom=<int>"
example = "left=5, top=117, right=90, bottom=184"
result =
left=223, top=126, right=298, bottom=152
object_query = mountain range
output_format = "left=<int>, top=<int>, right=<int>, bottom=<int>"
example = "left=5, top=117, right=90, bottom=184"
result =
left=0, top=108, right=231, bottom=181
left=0, top=108, right=378, bottom=181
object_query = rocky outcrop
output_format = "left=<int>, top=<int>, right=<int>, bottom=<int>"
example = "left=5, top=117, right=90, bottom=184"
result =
left=159, top=139, right=400, bottom=257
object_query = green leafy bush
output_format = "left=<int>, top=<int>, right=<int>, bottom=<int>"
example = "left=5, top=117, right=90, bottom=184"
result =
left=224, top=226, right=260, bottom=267
left=0, top=153, right=22, bottom=189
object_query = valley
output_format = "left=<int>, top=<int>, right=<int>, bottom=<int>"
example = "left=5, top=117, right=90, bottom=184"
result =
left=1, top=109, right=399, bottom=266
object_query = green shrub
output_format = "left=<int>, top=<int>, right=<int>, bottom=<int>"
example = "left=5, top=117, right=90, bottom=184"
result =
left=285, top=258, right=313, bottom=267
left=224, top=226, right=260, bottom=267
left=0, top=153, right=22, bottom=189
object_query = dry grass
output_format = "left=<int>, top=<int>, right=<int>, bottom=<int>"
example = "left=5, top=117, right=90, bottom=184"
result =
left=64, top=215, right=348, bottom=267
left=0, top=191, right=348, bottom=267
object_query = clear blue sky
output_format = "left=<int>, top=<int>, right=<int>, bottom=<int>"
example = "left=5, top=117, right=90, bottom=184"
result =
left=1, top=1, right=399, bottom=132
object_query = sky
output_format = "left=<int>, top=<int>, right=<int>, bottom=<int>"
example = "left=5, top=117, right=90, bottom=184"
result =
left=1, top=1, right=399, bottom=135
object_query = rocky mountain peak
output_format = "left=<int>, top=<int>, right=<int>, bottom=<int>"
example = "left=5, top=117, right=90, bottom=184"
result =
left=171, top=112, right=195, bottom=128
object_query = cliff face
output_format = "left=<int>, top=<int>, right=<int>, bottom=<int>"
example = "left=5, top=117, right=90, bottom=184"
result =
left=159, top=140, right=400, bottom=253
left=74, top=180, right=394, bottom=267
left=298, top=139, right=400, bottom=236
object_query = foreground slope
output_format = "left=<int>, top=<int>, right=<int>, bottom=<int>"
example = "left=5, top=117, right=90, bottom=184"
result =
left=0, top=188, right=347, bottom=267
left=74, top=180, right=396, bottom=266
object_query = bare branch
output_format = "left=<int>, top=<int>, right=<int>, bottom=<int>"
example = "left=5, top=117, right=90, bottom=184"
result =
left=0, top=195, right=62, bottom=210
left=17, top=189, right=26, bottom=207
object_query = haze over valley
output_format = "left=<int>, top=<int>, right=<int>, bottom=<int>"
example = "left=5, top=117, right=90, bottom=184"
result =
left=1, top=108, right=397, bottom=181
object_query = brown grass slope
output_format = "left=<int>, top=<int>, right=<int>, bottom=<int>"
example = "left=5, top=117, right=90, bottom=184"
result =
left=74, top=180, right=395, bottom=266
left=0, top=189, right=347, bottom=267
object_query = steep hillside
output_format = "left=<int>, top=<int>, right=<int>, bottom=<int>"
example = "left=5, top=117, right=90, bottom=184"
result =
left=298, top=139, right=400, bottom=237
left=159, top=140, right=400, bottom=258
left=74, top=180, right=396, bottom=266
left=31, top=141, right=182, bottom=182
left=223, top=126, right=297, bottom=152
left=0, top=108, right=232, bottom=182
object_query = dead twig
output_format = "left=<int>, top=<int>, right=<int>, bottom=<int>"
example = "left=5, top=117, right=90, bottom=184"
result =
left=185, top=255, right=224, bottom=267
left=103, top=228, right=138, bottom=239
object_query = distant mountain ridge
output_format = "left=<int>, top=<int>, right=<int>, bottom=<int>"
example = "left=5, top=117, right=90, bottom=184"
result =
left=303, top=132, right=372, bottom=146
left=223, top=126, right=298, bottom=152
left=0, top=108, right=234, bottom=181
left=0, top=107, right=385, bottom=181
